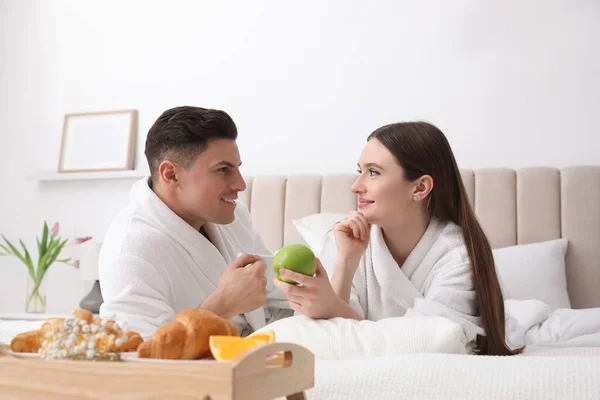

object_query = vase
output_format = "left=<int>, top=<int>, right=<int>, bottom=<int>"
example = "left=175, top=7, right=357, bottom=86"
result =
left=25, top=273, right=48, bottom=313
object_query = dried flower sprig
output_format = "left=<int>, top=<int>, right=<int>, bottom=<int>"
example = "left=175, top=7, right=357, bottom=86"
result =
left=39, top=312, right=129, bottom=361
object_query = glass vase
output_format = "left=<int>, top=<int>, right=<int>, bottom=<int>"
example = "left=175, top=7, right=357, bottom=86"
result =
left=25, top=273, right=48, bottom=313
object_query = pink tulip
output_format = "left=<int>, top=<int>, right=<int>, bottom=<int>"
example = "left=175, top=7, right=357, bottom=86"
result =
left=75, top=236, right=93, bottom=244
left=51, top=222, right=60, bottom=236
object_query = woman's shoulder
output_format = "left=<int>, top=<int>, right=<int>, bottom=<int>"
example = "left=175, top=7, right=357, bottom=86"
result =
left=435, top=220, right=469, bottom=263
left=436, top=219, right=464, bottom=246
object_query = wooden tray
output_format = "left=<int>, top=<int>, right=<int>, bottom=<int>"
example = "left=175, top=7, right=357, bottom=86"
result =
left=0, top=342, right=314, bottom=399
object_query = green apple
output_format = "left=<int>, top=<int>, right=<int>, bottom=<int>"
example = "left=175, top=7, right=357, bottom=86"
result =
left=273, top=244, right=316, bottom=284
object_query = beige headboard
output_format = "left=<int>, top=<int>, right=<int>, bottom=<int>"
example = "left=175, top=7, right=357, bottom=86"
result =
left=239, top=166, right=600, bottom=309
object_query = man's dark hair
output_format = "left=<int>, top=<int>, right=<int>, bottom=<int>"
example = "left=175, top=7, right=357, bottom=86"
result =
left=145, top=105, right=238, bottom=182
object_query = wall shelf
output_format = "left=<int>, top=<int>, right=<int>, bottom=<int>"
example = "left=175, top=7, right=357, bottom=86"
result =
left=28, top=170, right=149, bottom=182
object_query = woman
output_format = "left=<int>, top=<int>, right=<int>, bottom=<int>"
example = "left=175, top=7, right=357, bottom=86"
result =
left=272, top=121, right=520, bottom=356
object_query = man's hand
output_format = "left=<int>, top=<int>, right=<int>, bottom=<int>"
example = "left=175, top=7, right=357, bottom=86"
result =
left=201, top=254, right=267, bottom=319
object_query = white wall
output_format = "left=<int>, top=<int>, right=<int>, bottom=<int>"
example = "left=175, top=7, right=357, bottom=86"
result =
left=1, top=0, right=598, bottom=313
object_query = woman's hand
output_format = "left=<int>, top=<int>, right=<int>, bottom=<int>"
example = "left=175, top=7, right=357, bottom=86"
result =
left=272, top=258, right=346, bottom=319
left=333, top=211, right=371, bottom=264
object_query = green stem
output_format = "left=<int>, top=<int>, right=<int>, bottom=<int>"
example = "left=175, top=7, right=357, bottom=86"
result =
left=26, top=273, right=47, bottom=312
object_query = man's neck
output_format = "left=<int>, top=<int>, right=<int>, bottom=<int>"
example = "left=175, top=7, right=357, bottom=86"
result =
left=151, top=181, right=206, bottom=231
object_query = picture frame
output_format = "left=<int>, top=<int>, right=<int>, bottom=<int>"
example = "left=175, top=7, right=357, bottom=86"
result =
left=58, top=109, right=138, bottom=173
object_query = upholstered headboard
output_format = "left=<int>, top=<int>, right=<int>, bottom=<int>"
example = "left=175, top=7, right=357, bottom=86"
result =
left=239, top=166, right=600, bottom=309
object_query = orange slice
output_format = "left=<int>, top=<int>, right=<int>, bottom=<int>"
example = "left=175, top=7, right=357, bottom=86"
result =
left=209, top=335, right=270, bottom=361
left=248, top=330, right=276, bottom=343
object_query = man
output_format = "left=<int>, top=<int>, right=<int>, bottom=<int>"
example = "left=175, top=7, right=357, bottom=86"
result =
left=98, top=106, right=292, bottom=338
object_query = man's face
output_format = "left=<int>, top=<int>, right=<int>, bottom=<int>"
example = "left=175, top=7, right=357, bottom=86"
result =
left=175, top=139, right=246, bottom=228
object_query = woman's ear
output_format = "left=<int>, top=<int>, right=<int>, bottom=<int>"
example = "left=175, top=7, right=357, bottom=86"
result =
left=412, top=175, right=434, bottom=201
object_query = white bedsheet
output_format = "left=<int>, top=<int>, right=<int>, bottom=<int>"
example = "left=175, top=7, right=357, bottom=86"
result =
left=306, top=348, right=600, bottom=400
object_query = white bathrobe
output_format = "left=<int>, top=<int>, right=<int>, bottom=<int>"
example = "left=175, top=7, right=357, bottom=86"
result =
left=98, top=178, right=292, bottom=339
left=319, top=218, right=484, bottom=344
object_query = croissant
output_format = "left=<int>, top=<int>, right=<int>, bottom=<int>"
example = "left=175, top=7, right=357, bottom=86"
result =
left=110, top=330, right=144, bottom=352
left=10, top=317, right=64, bottom=353
left=137, top=309, right=238, bottom=360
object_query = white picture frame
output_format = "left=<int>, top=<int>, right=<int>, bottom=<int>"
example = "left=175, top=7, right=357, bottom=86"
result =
left=58, top=109, right=138, bottom=173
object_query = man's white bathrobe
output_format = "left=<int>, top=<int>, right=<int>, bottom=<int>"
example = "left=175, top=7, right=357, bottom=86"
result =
left=320, top=218, right=485, bottom=344
left=98, top=178, right=292, bottom=339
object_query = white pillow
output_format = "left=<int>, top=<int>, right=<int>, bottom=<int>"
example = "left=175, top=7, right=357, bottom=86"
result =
left=292, top=213, right=347, bottom=256
left=253, top=315, right=467, bottom=360
left=493, top=239, right=570, bottom=311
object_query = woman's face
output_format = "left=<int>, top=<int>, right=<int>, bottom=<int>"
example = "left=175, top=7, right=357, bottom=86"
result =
left=351, top=138, right=422, bottom=227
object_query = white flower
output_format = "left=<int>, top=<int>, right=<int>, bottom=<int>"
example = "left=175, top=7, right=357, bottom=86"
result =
left=100, top=319, right=108, bottom=328
left=87, top=341, right=96, bottom=350
left=114, top=338, right=124, bottom=348
left=90, top=324, right=99, bottom=333
left=82, top=325, right=91, bottom=333
left=86, top=350, right=95, bottom=359
left=72, top=326, right=80, bottom=335
left=45, top=332, right=52, bottom=339
left=68, top=333, right=77, bottom=342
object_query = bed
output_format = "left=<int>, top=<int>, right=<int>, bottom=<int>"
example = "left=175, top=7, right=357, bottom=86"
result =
left=240, top=166, right=600, bottom=399
left=1, top=166, right=599, bottom=399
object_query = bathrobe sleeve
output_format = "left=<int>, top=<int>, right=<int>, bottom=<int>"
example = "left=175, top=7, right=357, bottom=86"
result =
left=99, top=253, right=175, bottom=340
left=407, top=250, right=484, bottom=343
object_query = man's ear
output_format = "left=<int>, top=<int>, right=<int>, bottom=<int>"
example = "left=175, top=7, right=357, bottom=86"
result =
left=412, top=175, right=434, bottom=201
left=158, top=160, right=180, bottom=186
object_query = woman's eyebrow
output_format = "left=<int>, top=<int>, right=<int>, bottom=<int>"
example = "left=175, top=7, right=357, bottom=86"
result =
left=358, top=162, right=384, bottom=170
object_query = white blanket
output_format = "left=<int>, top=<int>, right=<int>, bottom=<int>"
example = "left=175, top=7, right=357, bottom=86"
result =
left=99, top=178, right=291, bottom=338
left=506, top=299, right=600, bottom=348
left=254, top=314, right=467, bottom=360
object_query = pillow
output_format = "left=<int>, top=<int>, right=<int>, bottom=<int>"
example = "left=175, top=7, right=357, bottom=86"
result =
left=493, top=239, right=570, bottom=311
left=292, top=213, right=347, bottom=256
left=253, top=314, right=467, bottom=360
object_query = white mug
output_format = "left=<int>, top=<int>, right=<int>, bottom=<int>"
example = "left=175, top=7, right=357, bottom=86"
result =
left=236, top=253, right=276, bottom=293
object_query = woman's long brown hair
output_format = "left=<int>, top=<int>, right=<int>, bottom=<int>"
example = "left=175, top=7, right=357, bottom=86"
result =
left=369, top=122, right=522, bottom=356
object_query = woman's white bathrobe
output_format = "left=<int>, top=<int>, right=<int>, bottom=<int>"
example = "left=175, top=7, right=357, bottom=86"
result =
left=320, top=218, right=485, bottom=344
left=98, top=178, right=292, bottom=339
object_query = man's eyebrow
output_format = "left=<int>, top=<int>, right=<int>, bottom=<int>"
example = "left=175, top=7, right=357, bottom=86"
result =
left=213, top=161, right=242, bottom=168
left=357, top=162, right=384, bottom=170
